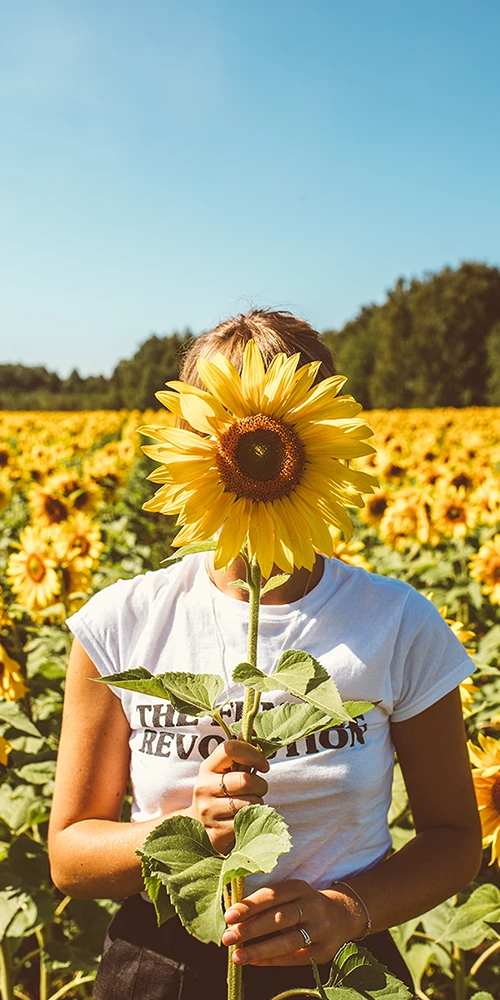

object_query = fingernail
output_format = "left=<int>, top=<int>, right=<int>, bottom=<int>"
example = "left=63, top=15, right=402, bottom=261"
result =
left=223, top=930, right=237, bottom=944
left=224, top=907, right=239, bottom=922
left=233, top=949, right=247, bottom=965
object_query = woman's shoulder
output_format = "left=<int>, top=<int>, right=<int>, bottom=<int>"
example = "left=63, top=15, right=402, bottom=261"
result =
left=69, top=553, right=204, bottom=627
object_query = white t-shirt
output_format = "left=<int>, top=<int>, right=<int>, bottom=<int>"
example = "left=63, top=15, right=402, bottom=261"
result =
left=67, top=554, right=472, bottom=892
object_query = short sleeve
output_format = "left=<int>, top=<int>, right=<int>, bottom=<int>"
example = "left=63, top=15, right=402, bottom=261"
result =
left=66, top=578, right=135, bottom=681
left=390, top=588, right=474, bottom=723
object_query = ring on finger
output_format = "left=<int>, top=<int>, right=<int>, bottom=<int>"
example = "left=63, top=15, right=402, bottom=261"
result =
left=297, top=926, right=313, bottom=948
left=227, top=797, right=237, bottom=817
left=294, top=901, right=304, bottom=923
left=220, top=772, right=232, bottom=797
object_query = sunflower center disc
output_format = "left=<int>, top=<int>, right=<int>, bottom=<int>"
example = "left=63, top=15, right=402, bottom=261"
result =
left=28, top=555, right=45, bottom=582
left=492, top=775, right=500, bottom=815
left=216, top=414, right=305, bottom=502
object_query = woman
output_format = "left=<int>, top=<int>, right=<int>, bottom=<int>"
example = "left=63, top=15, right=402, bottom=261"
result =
left=48, top=310, right=481, bottom=1000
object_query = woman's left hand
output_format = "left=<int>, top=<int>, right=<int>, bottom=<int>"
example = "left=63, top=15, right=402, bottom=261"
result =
left=221, top=879, right=363, bottom=967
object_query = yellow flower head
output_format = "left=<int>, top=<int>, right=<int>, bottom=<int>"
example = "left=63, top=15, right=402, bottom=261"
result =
left=0, top=644, right=27, bottom=702
left=6, top=525, right=60, bottom=613
left=468, top=734, right=500, bottom=865
left=379, top=487, right=438, bottom=552
left=49, top=512, right=104, bottom=569
left=469, top=534, right=500, bottom=606
left=140, top=341, right=377, bottom=576
left=328, top=528, right=373, bottom=572
left=432, top=485, right=477, bottom=539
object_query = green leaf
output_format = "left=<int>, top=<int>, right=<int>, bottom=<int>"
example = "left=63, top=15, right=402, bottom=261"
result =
left=320, top=942, right=413, bottom=999
left=95, top=668, right=225, bottom=718
left=158, top=672, right=226, bottom=717
left=12, top=758, right=56, bottom=785
left=260, top=574, right=290, bottom=596
left=398, top=942, right=435, bottom=991
left=8, top=835, right=50, bottom=888
left=141, top=813, right=226, bottom=944
left=222, top=805, right=291, bottom=883
left=0, top=703, right=44, bottom=740
left=0, top=891, right=24, bottom=941
left=468, top=993, right=496, bottom=1000
left=388, top=763, right=408, bottom=826
left=142, top=804, right=291, bottom=945
left=233, top=651, right=355, bottom=722
left=6, top=888, right=54, bottom=940
left=233, top=702, right=334, bottom=755
left=438, top=884, right=500, bottom=949
left=93, top=667, right=168, bottom=701
left=0, top=784, right=38, bottom=832
left=343, top=701, right=378, bottom=717
left=141, top=856, right=175, bottom=926
left=163, top=540, right=218, bottom=563
left=228, top=579, right=250, bottom=593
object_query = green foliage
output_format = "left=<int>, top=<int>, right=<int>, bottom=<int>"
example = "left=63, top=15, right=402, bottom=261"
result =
left=0, top=330, right=192, bottom=410
left=139, top=805, right=292, bottom=945
left=273, top=944, right=412, bottom=1000
left=324, top=262, right=500, bottom=407
left=233, top=650, right=373, bottom=722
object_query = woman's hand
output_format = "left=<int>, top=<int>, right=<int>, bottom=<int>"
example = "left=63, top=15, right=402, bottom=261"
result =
left=187, top=740, right=269, bottom=853
left=221, top=879, right=365, bottom=967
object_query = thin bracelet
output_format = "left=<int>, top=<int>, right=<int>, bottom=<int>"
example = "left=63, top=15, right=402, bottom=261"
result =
left=332, top=880, right=372, bottom=941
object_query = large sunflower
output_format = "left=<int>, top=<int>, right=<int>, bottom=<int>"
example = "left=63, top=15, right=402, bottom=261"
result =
left=468, top=734, right=500, bottom=865
left=139, top=341, right=377, bottom=576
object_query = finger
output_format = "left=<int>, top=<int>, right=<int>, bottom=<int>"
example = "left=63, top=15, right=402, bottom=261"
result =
left=225, top=881, right=307, bottom=923
left=246, top=948, right=320, bottom=968
left=214, top=794, right=264, bottom=819
left=205, top=739, right=269, bottom=774
left=217, top=770, right=268, bottom=799
left=231, top=926, right=314, bottom=966
left=222, top=900, right=302, bottom=946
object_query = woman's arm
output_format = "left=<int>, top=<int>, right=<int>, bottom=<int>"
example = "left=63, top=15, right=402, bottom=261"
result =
left=48, top=639, right=268, bottom=899
left=221, top=687, right=483, bottom=967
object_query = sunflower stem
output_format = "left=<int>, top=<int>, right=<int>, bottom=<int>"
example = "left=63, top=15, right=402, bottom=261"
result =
left=241, top=557, right=262, bottom=743
left=227, top=557, right=263, bottom=1000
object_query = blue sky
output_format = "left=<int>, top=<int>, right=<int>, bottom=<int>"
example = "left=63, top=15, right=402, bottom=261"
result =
left=1, top=0, right=499, bottom=377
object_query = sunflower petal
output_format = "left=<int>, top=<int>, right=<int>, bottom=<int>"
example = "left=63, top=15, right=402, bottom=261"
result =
left=242, top=339, right=266, bottom=409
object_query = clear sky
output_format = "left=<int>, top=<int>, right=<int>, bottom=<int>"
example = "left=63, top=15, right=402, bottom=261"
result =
left=1, top=0, right=499, bottom=377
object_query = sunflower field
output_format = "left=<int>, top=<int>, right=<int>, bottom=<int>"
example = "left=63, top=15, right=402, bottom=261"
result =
left=0, top=406, right=499, bottom=1000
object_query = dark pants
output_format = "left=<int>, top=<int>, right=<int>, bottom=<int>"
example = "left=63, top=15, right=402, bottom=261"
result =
left=92, top=894, right=414, bottom=1000
left=92, top=896, right=413, bottom=1000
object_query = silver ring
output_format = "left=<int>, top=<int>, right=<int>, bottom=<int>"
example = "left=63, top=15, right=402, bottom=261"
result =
left=298, top=926, right=312, bottom=947
left=294, top=901, right=303, bottom=922
left=220, top=773, right=231, bottom=797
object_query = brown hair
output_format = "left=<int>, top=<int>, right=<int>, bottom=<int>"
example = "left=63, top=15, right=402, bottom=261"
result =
left=179, top=309, right=335, bottom=387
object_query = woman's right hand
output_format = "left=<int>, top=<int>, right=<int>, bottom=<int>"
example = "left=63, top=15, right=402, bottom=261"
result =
left=188, top=740, right=270, bottom=853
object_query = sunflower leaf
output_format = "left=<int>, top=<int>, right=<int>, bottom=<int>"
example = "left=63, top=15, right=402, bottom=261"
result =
left=0, top=703, right=45, bottom=741
left=92, top=667, right=169, bottom=701
left=154, top=672, right=226, bottom=717
left=233, top=652, right=354, bottom=722
left=319, top=942, right=413, bottom=999
left=162, top=540, right=218, bottom=564
left=437, top=884, right=500, bottom=949
left=222, top=804, right=292, bottom=883
left=260, top=574, right=290, bottom=596
left=140, top=805, right=290, bottom=945
left=228, top=579, right=250, bottom=592
left=232, top=702, right=337, bottom=754
left=141, top=814, right=226, bottom=944
left=94, top=668, right=225, bottom=717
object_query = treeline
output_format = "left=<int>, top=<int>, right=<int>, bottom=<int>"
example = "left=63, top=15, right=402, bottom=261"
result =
left=1, top=262, right=500, bottom=410
left=323, top=261, right=500, bottom=408
left=0, top=332, right=193, bottom=411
